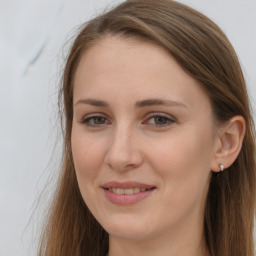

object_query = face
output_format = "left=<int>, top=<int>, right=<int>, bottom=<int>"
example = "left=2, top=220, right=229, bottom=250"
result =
left=71, top=36, right=217, bottom=242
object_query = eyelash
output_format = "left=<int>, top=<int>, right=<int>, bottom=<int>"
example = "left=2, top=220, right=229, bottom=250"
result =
left=145, top=113, right=175, bottom=127
left=80, top=113, right=175, bottom=128
left=81, top=114, right=110, bottom=127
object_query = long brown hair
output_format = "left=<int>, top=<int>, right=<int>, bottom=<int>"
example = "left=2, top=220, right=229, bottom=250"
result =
left=38, top=0, right=256, bottom=255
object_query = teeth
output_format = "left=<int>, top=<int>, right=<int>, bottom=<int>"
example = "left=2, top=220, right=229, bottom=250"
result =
left=116, top=188, right=124, bottom=194
left=109, top=188, right=149, bottom=195
left=125, top=188, right=133, bottom=195
left=133, top=188, right=140, bottom=193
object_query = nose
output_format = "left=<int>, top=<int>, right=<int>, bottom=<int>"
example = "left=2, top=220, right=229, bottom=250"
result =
left=104, top=125, right=144, bottom=172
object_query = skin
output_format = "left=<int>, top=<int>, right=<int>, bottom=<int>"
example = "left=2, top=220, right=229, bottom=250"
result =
left=71, top=36, right=238, bottom=256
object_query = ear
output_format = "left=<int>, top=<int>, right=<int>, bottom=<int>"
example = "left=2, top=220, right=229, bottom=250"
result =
left=211, top=115, right=246, bottom=172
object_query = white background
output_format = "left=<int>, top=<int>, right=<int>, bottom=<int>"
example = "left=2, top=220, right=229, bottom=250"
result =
left=0, top=0, right=255, bottom=255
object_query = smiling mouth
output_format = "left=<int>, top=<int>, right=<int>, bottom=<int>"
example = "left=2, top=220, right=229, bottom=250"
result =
left=102, top=181, right=156, bottom=204
left=106, top=187, right=154, bottom=195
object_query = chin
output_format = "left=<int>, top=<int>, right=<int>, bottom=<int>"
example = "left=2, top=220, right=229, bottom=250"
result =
left=101, top=217, right=156, bottom=241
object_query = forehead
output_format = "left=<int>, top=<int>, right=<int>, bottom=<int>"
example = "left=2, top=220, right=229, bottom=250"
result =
left=73, top=35, right=212, bottom=113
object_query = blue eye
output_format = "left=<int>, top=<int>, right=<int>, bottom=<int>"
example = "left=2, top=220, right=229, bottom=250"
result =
left=81, top=115, right=109, bottom=127
left=146, top=114, right=175, bottom=127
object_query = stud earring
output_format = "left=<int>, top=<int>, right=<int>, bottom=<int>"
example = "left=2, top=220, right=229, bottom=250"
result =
left=218, top=163, right=224, bottom=172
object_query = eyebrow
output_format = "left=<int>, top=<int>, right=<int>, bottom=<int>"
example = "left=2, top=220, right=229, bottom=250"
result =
left=75, top=98, right=110, bottom=107
left=135, top=99, right=187, bottom=108
left=75, top=98, right=187, bottom=109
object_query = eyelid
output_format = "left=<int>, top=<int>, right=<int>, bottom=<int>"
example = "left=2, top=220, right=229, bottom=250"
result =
left=145, top=112, right=176, bottom=120
left=80, top=112, right=108, bottom=120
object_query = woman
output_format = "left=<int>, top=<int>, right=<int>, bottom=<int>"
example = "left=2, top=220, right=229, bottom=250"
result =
left=38, top=0, right=256, bottom=255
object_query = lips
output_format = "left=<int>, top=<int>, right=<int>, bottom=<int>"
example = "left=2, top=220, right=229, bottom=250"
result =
left=102, top=181, right=156, bottom=205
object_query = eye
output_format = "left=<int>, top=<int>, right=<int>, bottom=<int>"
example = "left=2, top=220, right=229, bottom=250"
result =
left=81, top=114, right=110, bottom=127
left=145, top=113, right=175, bottom=127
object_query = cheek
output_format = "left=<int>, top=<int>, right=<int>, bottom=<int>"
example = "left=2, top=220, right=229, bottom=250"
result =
left=71, top=130, right=105, bottom=187
left=141, top=127, right=213, bottom=231
left=147, top=125, right=214, bottom=203
left=150, top=126, right=213, bottom=169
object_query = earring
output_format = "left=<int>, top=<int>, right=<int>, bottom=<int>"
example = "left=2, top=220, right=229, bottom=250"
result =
left=218, top=163, right=224, bottom=172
